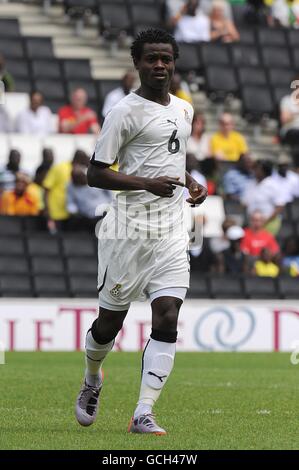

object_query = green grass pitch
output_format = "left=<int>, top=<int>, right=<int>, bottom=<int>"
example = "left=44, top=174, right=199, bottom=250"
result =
left=0, top=352, right=298, bottom=450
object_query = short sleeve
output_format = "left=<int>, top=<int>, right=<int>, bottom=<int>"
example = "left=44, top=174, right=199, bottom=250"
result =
left=43, top=166, right=57, bottom=190
left=238, top=134, right=248, bottom=155
left=91, top=105, right=130, bottom=166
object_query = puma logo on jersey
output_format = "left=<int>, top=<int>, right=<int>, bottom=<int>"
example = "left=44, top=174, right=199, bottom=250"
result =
left=110, top=284, right=122, bottom=297
left=148, top=371, right=167, bottom=383
left=167, top=119, right=178, bottom=128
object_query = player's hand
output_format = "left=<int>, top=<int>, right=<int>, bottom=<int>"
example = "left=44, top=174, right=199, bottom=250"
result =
left=186, top=183, right=208, bottom=207
left=146, top=176, right=184, bottom=198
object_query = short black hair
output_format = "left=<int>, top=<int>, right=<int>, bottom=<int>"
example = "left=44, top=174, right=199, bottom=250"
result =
left=130, top=28, right=179, bottom=62
left=256, top=159, right=273, bottom=178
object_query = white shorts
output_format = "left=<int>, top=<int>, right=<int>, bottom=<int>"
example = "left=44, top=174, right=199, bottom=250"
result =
left=97, top=232, right=190, bottom=311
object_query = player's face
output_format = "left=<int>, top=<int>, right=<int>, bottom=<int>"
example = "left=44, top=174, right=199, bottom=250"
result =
left=135, top=43, right=175, bottom=91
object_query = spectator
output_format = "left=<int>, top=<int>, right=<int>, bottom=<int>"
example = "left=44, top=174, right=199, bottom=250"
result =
left=253, top=248, right=280, bottom=277
left=174, top=0, right=211, bottom=43
left=222, top=154, right=254, bottom=200
left=0, top=172, right=39, bottom=216
left=28, top=164, right=50, bottom=213
left=58, top=88, right=101, bottom=135
left=270, top=153, right=299, bottom=204
left=241, top=211, right=280, bottom=258
left=200, top=157, right=219, bottom=195
left=15, top=91, right=53, bottom=135
left=270, top=0, right=299, bottom=27
left=167, top=0, right=231, bottom=25
left=0, top=106, right=12, bottom=133
left=170, top=73, right=193, bottom=104
left=41, top=148, right=55, bottom=170
left=280, top=85, right=299, bottom=167
left=210, top=215, right=236, bottom=253
left=242, top=160, right=285, bottom=235
left=0, top=149, right=22, bottom=192
left=281, top=236, right=299, bottom=277
left=102, top=71, right=135, bottom=118
left=211, top=113, right=249, bottom=162
left=187, top=113, right=210, bottom=161
left=43, top=150, right=89, bottom=226
left=216, top=225, right=249, bottom=274
left=67, top=164, right=113, bottom=219
left=189, top=238, right=218, bottom=272
left=0, top=53, right=14, bottom=92
left=210, top=0, right=240, bottom=43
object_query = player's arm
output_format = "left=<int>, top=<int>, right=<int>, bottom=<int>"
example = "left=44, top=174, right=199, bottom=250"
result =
left=185, top=171, right=208, bottom=206
left=87, top=161, right=184, bottom=198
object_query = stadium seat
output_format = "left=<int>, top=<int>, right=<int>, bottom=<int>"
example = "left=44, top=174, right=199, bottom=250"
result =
left=33, top=275, right=69, bottom=298
left=64, top=0, right=97, bottom=17
left=278, top=276, right=299, bottom=299
left=231, top=4, right=249, bottom=25
left=2, top=92, right=29, bottom=125
left=291, top=48, right=299, bottom=70
left=238, top=28, right=256, bottom=45
left=205, top=66, right=238, bottom=101
left=201, top=43, right=231, bottom=66
left=96, top=79, right=121, bottom=102
left=261, top=46, right=291, bottom=68
left=224, top=199, right=246, bottom=219
left=43, top=99, right=67, bottom=114
left=188, top=274, right=210, bottom=298
left=277, top=221, right=296, bottom=242
left=0, top=216, right=23, bottom=235
left=257, top=28, right=287, bottom=47
left=130, top=3, right=161, bottom=28
left=0, top=237, right=25, bottom=256
left=24, top=37, right=54, bottom=59
left=287, top=29, right=299, bottom=47
left=62, top=235, right=96, bottom=257
left=268, top=67, right=296, bottom=88
left=33, top=79, right=66, bottom=101
left=0, top=18, right=20, bottom=37
left=244, top=276, right=279, bottom=299
left=13, top=78, right=33, bottom=94
left=0, top=256, right=29, bottom=275
left=27, top=235, right=61, bottom=257
left=241, top=85, right=274, bottom=122
left=231, top=45, right=261, bottom=67
left=66, top=80, right=98, bottom=102
left=69, top=274, right=97, bottom=297
left=0, top=38, right=25, bottom=58
left=23, top=216, right=49, bottom=233
left=66, top=257, right=97, bottom=275
left=62, top=59, right=92, bottom=80
left=290, top=199, right=299, bottom=222
left=31, top=59, right=62, bottom=79
left=237, top=66, right=267, bottom=87
left=0, top=274, right=33, bottom=297
left=175, top=43, right=202, bottom=74
left=210, top=275, right=244, bottom=299
left=98, top=3, right=132, bottom=38
left=31, top=256, right=65, bottom=275
left=5, top=59, right=30, bottom=78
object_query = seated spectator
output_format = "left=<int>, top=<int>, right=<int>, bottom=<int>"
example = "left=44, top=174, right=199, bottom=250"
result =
left=241, top=211, right=280, bottom=258
left=216, top=225, right=249, bottom=274
left=210, top=0, right=240, bottom=43
left=270, top=0, right=299, bottom=27
left=253, top=248, right=280, bottom=277
left=174, top=0, right=211, bottom=43
left=200, top=157, right=219, bottom=194
left=15, top=91, right=53, bottom=135
left=41, top=148, right=55, bottom=170
left=0, top=53, right=14, bottom=92
left=167, top=0, right=231, bottom=26
left=0, top=172, right=39, bottom=216
left=28, top=164, right=50, bottom=213
left=43, top=150, right=89, bottom=228
left=211, top=113, right=249, bottom=162
left=187, top=113, right=211, bottom=160
left=242, top=160, right=285, bottom=235
left=0, top=106, right=12, bottom=133
left=281, top=236, right=299, bottom=277
left=222, top=154, right=254, bottom=200
left=58, top=88, right=101, bottom=135
left=67, top=164, right=112, bottom=220
left=189, top=238, right=218, bottom=272
left=210, top=216, right=236, bottom=253
left=102, top=71, right=135, bottom=118
left=170, top=73, right=193, bottom=104
left=0, top=149, right=22, bottom=192
left=270, top=153, right=299, bottom=204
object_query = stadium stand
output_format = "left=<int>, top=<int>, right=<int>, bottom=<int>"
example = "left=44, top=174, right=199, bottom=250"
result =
left=0, top=1, right=299, bottom=299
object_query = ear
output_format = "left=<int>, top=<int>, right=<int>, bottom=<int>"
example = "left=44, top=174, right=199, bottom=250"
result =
left=133, top=58, right=139, bottom=70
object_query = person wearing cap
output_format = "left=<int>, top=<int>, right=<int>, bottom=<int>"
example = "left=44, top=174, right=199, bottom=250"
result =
left=216, top=225, right=249, bottom=274
left=0, top=172, right=39, bottom=216
left=270, top=153, right=299, bottom=204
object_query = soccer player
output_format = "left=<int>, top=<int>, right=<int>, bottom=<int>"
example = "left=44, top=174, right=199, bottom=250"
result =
left=75, top=29, right=207, bottom=435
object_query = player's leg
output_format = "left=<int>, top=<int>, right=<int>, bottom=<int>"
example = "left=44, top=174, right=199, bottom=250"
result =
left=129, top=288, right=186, bottom=434
left=76, top=306, right=128, bottom=426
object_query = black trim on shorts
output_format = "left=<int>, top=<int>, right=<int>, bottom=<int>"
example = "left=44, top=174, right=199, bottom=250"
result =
left=97, top=266, right=108, bottom=293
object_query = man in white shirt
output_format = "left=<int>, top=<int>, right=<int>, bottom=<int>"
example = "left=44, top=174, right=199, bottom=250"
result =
left=270, top=154, right=299, bottom=204
left=15, top=91, right=53, bottom=135
left=102, top=71, right=135, bottom=118
left=75, top=28, right=207, bottom=435
left=174, top=0, right=211, bottom=43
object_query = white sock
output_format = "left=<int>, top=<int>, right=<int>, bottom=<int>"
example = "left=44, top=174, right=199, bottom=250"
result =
left=85, top=329, right=114, bottom=388
left=134, top=338, right=176, bottom=419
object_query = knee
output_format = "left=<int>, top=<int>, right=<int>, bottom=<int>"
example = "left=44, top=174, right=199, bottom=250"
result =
left=153, top=298, right=181, bottom=331
left=92, top=310, right=125, bottom=343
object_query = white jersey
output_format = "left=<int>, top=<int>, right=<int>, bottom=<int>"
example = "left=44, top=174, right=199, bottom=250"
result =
left=92, top=92, right=193, bottom=237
